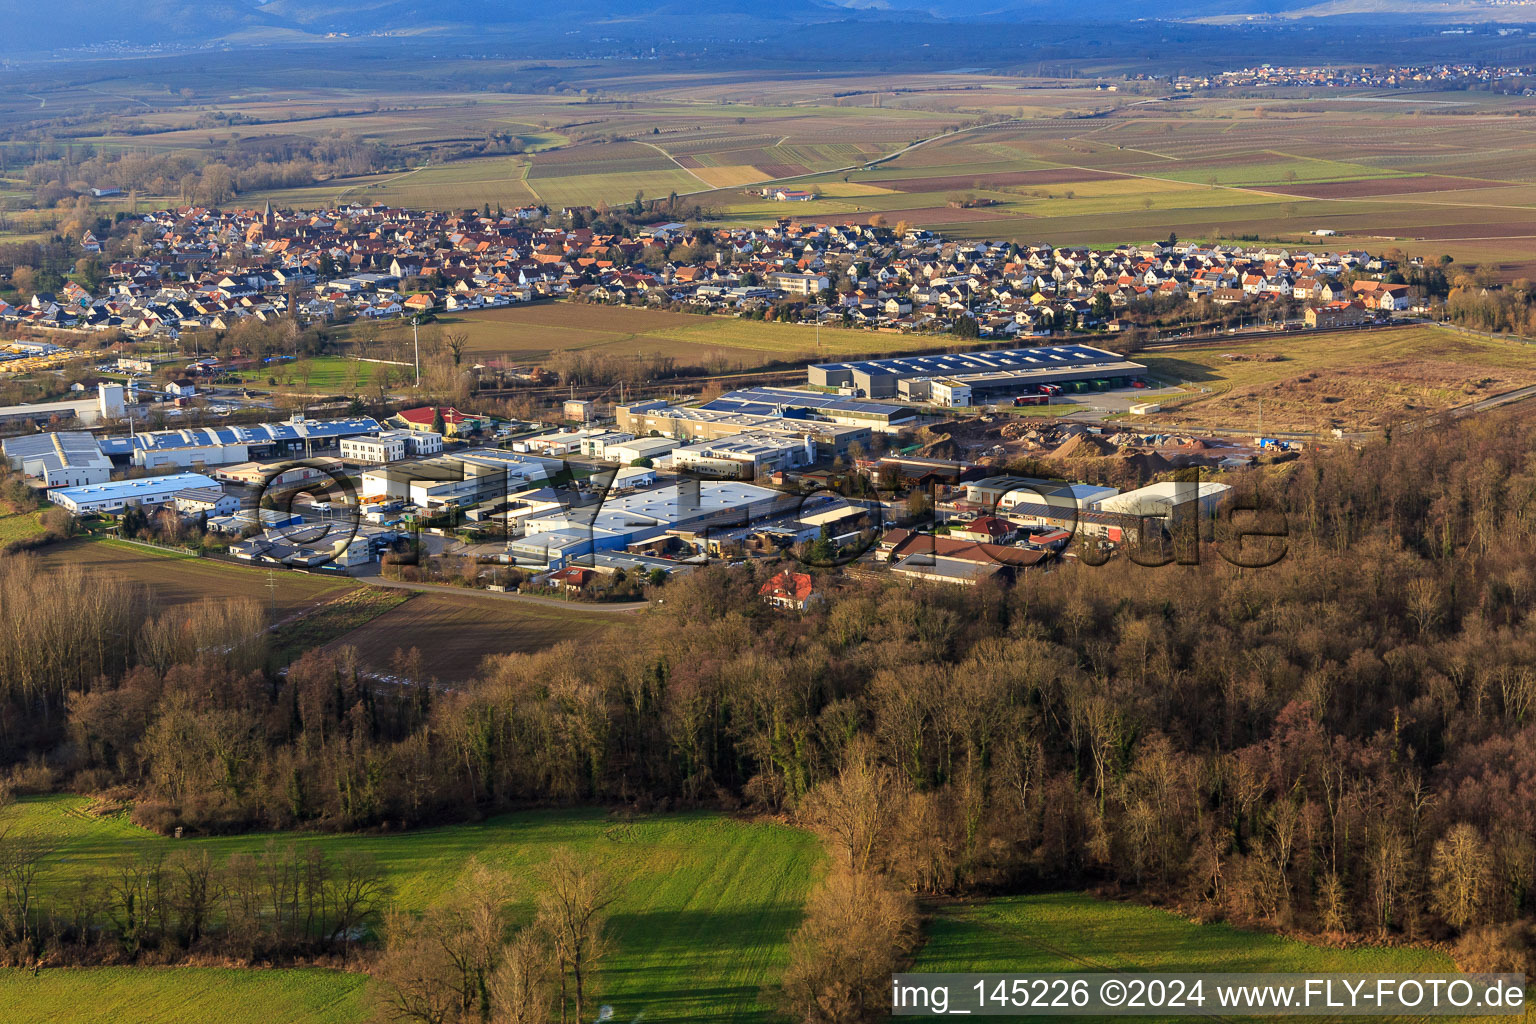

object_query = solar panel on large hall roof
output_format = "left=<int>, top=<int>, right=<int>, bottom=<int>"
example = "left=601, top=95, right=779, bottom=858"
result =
left=818, top=344, right=1118, bottom=377
left=700, top=387, right=906, bottom=417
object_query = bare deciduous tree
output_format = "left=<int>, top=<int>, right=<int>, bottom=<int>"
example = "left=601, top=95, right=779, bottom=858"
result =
left=537, top=847, right=619, bottom=1024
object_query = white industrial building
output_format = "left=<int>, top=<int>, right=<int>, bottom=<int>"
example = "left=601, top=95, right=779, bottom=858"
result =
left=897, top=377, right=973, bottom=407
left=963, top=476, right=1118, bottom=514
left=604, top=437, right=679, bottom=465
left=361, top=448, right=561, bottom=506
left=579, top=431, right=635, bottom=459
left=510, top=481, right=798, bottom=569
left=50, top=472, right=222, bottom=514
left=1093, top=481, right=1232, bottom=519
left=173, top=486, right=239, bottom=516
left=515, top=429, right=590, bottom=456
left=404, top=430, right=443, bottom=456
left=3, top=432, right=113, bottom=488
left=611, top=465, right=657, bottom=490
left=671, top=434, right=815, bottom=479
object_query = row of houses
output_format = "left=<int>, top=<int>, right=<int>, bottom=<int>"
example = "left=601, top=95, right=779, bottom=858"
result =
left=8, top=198, right=1417, bottom=341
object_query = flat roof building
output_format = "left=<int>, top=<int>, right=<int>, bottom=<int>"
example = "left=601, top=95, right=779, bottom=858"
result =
left=809, top=344, right=1143, bottom=399
left=614, top=403, right=870, bottom=458
left=671, top=433, right=815, bottom=480
left=513, top=481, right=799, bottom=568
left=340, top=431, right=410, bottom=464
left=50, top=472, right=222, bottom=514
left=699, top=387, right=917, bottom=430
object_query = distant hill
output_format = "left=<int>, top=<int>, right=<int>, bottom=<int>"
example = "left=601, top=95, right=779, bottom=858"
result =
left=9, top=0, right=1533, bottom=52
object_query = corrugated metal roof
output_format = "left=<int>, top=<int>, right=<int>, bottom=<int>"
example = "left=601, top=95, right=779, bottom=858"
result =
left=100, top=417, right=381, bottom=455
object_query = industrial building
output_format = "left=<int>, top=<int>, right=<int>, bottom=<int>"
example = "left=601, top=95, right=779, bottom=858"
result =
left=230, top=528, right=375, bottom=569
left=3, top=432, right=112, bottom=488
left=173, top=486, right=240, bottom=516
left=615, top=402, right=871, bottom=458
left=215, top=458, right=346, bottom=490
left=697, top=387, right=917, bottom=431
left=1093, top=481, right=1232, bottom=519
left=962, top=476, right=1119, bottom=514
left=604, top=437, right=679, bottom=465
left=99, top=416, right=383, bottom=469
left=671, top=433, right=816, bottom=479
left=579, top=431, right=636, bottom=459
left=49, top=472, right=223, bottom=514
left=360, top=448, right=562, bottom=507
left=510, top=481, right=800, bottom=569
left=808, top=344, right=1145, bottom=400
left=0, top=382, right=127, bottom=429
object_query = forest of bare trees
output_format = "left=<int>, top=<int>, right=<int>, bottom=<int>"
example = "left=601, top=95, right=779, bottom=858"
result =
left=3, top=407, right=1536, bottom=983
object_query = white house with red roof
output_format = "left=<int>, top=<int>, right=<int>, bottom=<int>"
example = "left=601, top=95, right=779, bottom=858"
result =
left=758, top=569, right=821, bottom=612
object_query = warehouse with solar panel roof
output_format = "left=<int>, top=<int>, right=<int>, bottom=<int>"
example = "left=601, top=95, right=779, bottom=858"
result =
left=807, top=344, right=1147, bottom=406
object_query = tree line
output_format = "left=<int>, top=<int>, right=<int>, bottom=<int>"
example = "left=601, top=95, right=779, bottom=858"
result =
left=4, top=408, right=1536, bottom=986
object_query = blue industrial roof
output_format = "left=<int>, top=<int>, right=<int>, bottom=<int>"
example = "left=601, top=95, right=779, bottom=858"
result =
left=99, top=417, right=381, bottom=455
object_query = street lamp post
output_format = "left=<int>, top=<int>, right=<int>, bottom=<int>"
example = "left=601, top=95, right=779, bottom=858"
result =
left=412, top=316, right=421, bottom=387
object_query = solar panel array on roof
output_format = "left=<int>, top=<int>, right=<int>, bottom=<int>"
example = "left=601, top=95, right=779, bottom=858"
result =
left=812, top=344, right=1122, bottom=379
left=700, top=387, right=913, bottom=419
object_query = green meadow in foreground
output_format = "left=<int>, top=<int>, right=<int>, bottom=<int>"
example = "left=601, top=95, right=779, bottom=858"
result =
left=1, top=800, right=1485, bottom=1024
left=0, top=796, right=825, bottom=1024
left=915, top=893, right=1465, bottom=1024
left=0, top=967, right=369, bottom=1024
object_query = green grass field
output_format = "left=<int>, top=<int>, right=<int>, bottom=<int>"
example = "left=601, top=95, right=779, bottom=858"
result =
left=230, top=355, right=394, bottom=392
left=0, top=796, right=824, bottom=1024
left=917, top=893, right=1448, bottom=975
left=914, top=893, right=1469, bottom=1023
left=0, top=968, right=369, bottom=1024
left=0, top=509, right=46, bottom=545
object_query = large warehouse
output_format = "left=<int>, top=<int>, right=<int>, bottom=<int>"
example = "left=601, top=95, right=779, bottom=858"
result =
left=99, top=416, right=383, bottom=469
left=510, top=481, right=800, bottom=568
left=808, top=344, right=1146, bottom=400
left=49, top=472, right=223, bottom=514
left=698, top=387, right=917, bottom=430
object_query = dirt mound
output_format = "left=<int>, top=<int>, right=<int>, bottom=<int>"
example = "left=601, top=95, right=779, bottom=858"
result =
left=1048, top=433, right=1114, bottom=460
left=1122, top=451, right=1175, bottom=475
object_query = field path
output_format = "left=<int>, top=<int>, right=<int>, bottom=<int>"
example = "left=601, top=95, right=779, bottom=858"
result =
left=338, top=166, right=422, bottom=198
left=639, top=141, right=717, bottom=190
left=360, top=574, right=649, bottom=613
left=673, top=115, right=1035, bottom=200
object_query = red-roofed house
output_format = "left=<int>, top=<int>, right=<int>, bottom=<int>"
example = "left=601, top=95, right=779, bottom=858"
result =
left=948, top=515, right=1015, bottom=544
left=759, top=569, right=821, bottom=612
left=548, top=566, right=596, bottom=592
left=394, top=405, right=491, bottom=437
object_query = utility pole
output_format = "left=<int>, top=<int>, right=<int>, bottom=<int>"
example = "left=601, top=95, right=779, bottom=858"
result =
left=412, top=316, right=421, bottom=388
